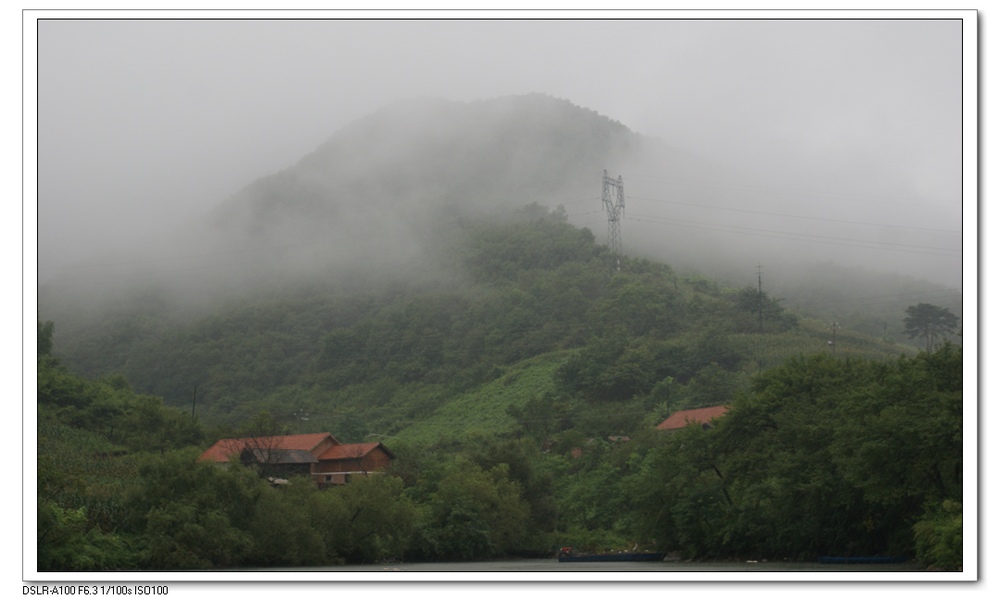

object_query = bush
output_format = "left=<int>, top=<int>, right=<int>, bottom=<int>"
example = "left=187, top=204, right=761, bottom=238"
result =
left=37, top=502, right=137, bottom=571
left=913, top=500, right=962, bottom=571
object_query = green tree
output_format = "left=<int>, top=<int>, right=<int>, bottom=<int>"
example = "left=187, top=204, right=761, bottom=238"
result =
left=308, top=475, right=417, bottom=563
left=829, top=345, right=962, bottom=553
left=467, top=438, right=559, bottom=538
left=124, top=449, right=264, bottom=568
left=627, top=346, right=962, bottom=561
left=247, top=477, right=326, bottom=566
left=37, top=502, right=136, bottom=571
left=913, top=500, right=963, bottom=570
left=623, top=425, right=730, bottom=557
left=418, top=458, right=530, bottom=561
left=730, top=287, right=798, bottom=333
left=676, top=363, right=746, bottom=411
left=142, top=503, right=253, bottom=569
left=904, top=303, right=958, bottom=352
left=38, top=320, right=55, bottom=358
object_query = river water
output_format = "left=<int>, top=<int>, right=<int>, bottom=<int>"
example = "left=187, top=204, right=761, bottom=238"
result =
left=247, top=558, right=931, bottom=579
left=296, top=558, right=921, bottom=572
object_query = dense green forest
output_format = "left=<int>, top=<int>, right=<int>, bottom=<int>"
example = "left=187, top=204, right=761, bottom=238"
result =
left=35, top=207, right=963, bottom=571
left=44, top=206, right=926, bottom=433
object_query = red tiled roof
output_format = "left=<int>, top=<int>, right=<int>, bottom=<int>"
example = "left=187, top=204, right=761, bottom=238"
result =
left=317, top=442, right=396, bottom=461
left=199, top=432, right=339, bottom=462
left=656, top=405, right=729, bottom=431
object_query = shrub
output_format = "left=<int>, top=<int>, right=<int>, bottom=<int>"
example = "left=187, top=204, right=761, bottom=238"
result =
left=913, top=500, right=962, bottom=571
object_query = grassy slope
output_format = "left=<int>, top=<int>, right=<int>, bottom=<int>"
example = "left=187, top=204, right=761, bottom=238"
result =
left=728, top=317, right=909, bottom=373
left=393, top=351, right=572, bottom=446
left=394, top=318, right=905, bottom=446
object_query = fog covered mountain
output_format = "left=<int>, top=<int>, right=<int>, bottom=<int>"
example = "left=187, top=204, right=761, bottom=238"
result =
left=40, top=93, right=960, bottom=321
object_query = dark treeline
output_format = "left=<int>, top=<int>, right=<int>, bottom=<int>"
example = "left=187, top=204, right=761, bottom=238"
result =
left=36, top=207, right=962, bottom=571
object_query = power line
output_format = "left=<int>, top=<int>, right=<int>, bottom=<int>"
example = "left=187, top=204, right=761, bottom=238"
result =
left=631, top=172, right=955, bottom=210
left=627, top=194, right=961, bottom=235
left=790, top=288, right=962, bottom=311
left=624, top=212, right=961, bottom=257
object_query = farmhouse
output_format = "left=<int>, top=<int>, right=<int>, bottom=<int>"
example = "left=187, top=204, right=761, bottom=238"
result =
left=199, top=432, right=396, bottom=486
left=655, top=405, right=729, bottom=433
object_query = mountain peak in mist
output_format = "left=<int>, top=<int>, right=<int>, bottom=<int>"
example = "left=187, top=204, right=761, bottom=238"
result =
left=200, top=94, right=653, bottom=276
left=45, top=92, right=958, bottom=305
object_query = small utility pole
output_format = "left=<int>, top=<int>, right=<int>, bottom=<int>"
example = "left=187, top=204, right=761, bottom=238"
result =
left=757, top=265, right=765, bottom=335
left=829, top=322, right=839, bottom=355
left=752, top=265, right=766, bottom=373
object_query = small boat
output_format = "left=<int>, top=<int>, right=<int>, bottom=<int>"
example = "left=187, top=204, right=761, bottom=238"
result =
left=557, top=547, right=666, bottom=562
left=817, top=555, right=908, bottom=564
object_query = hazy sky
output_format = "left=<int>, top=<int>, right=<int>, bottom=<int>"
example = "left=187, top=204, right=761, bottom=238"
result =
left=32, top=13, right=971, bottom=287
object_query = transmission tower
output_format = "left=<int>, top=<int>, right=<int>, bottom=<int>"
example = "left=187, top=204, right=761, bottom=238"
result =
left=601, top=170, right=625, bottom=269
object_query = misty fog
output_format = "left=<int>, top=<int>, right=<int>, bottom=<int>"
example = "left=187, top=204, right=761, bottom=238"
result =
left=32, top=16, right=968, bottom=319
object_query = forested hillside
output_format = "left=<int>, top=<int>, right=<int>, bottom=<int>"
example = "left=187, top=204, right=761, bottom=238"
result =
left=35, top=95, right=963, bottom=571
left=35, top=207, right=963, bottom=571
left=41, top=205, right=910, bottom=437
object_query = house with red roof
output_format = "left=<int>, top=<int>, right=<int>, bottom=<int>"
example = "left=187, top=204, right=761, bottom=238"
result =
left=655, top=405, right=729, bottom=433
left=314, top=441, right=396, bottom=485
left=199, top=432, right=395, bottom=486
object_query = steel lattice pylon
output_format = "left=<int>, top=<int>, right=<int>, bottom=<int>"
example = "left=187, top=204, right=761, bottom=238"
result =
left=601, top=170, right=625, bottom=269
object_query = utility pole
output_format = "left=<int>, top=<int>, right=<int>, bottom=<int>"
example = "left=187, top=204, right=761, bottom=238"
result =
left=757, top=265, right=765, bottom=335
left=829, top=321, right=839, bottom=355
left=601, top=170, right=625, bottom=271
left=756, top=265, right=765, bottom=373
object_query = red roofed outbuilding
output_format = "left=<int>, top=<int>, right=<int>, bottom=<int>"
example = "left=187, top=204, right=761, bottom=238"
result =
left=199, top=432, right=395, bottom=486
left=200, top=432, right=339, bottom=463
left=656, top=405, right=729, bottom=433
left=316, top=442, right=396, bottom=485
